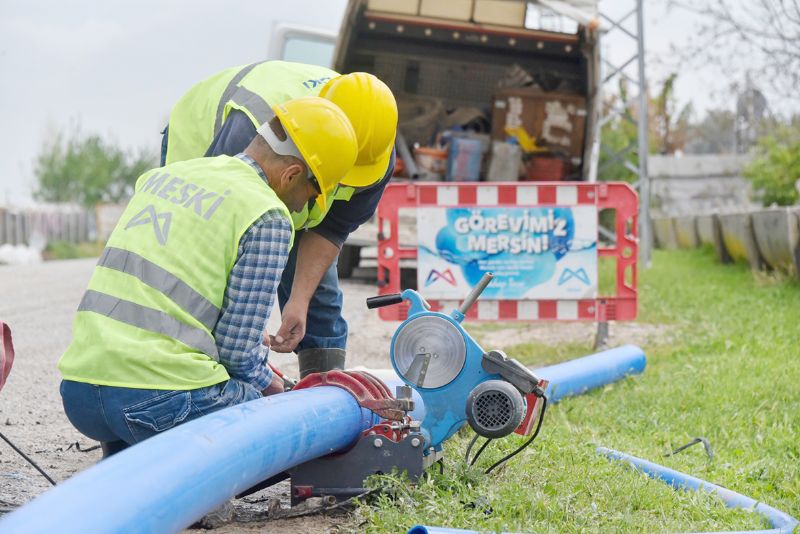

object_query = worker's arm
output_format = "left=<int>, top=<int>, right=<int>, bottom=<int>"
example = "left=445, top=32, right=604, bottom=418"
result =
left=270, top=231, right=340, bottom=352
left=205, top=110, right=258, bottom=158
left=270, top=152, right=395, bottom=353
left=214, top=208, right=292, bottom=395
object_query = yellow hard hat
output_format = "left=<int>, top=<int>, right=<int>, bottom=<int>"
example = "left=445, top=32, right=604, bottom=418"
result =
left=319, top=73, right=398, bottom=188
left=272, top=96, right=358, bottom=212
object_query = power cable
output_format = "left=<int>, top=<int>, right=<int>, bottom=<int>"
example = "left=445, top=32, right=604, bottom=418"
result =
left=0, top=430, right=56, bottom=486
left=484, top=396, right=547, bottom=475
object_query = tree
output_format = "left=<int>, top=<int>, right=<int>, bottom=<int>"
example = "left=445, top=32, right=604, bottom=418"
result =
left=599, top=74, right=691, bottom=182
left=668, top=0, right=800, bottom=101
left=743, top=123, right=800, bottom=206
left=34, top=129, right=156, bottom=208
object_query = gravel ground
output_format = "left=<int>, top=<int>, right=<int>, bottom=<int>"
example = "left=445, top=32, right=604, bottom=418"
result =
left=0, top=259, right=666, bottom=531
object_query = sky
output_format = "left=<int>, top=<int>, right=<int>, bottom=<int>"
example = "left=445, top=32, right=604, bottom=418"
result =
left=0, top=0, right=753, bottom=205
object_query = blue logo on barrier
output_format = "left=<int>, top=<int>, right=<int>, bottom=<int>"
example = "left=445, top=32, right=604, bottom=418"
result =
left=558, top=267, right=590, bottom=286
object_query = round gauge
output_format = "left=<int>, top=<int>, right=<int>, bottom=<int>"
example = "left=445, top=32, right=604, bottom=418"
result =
left=392, top=315, right=466, bottom=389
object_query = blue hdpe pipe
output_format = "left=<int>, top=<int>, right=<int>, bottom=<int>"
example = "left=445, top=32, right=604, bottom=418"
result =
left=535, top=344, right=646, bottom=402
left=599, top=448, right=799, bottom=534
left=0, top=387, right=378, bottom=533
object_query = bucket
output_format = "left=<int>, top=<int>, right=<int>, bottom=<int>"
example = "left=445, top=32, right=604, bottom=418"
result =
left=523, top=156, right=567, bottom=181
left=414, top=146, right=448, bottom=180
left=446, top=137, right=483, bottom=181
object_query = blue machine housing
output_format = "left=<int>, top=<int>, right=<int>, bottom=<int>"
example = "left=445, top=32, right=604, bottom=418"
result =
left=390, top=289, right=502, bottom=451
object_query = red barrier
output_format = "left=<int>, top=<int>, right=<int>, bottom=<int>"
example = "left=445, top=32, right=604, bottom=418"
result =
left=1, top=322, right=14, bottom=392
left=376, top=181, right=638, bottom=322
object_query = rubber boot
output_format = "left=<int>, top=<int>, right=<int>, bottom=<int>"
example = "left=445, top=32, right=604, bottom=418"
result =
left=297, top=348, right=346, bottom=378
left=101, top=440, right=128, bottom=459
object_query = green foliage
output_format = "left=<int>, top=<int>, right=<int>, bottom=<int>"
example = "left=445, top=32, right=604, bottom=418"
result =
left=355, top=249, right=800, bottom=533
left=34, top=129, right=156, bottom=208
left=43, top=240, right=104, bottom=260
left=744, top=125, right=800, bottom=206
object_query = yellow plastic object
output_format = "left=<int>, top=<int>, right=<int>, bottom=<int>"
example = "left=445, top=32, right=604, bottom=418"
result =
left=320, top=73, right=398, bottom=188
left=273, top=97, right=358, bottom=211
left=504, top=125, right=548, bottom=154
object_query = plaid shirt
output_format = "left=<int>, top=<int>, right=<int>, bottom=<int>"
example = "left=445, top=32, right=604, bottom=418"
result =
left=211, top=154, right=292, bottom=391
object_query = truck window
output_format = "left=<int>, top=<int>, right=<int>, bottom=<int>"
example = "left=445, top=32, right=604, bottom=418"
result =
left=282, top=37, right=336, bottom=67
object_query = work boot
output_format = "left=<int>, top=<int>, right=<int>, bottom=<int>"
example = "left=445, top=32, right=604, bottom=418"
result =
left=297, top=348, right=346, bottom=378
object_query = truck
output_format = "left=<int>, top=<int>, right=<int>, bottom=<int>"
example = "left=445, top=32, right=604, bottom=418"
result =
left=270, top=0, right=602, bottom=278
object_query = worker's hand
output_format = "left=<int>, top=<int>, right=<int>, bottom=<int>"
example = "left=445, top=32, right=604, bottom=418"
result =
left=261, top=373, right=284, bottom=397
left=270, top=298, right=308, bottom=353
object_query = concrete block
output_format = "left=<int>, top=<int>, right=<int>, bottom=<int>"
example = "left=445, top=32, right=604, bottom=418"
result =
left=751, top=208, right=800, bottom=275
left=651, top=216, right=678, bottom=249
left=673, top=216, right=699, bottom=248
left=696, top=215, right=715, bottom=246
left=717, top=212, right=764, bottom=270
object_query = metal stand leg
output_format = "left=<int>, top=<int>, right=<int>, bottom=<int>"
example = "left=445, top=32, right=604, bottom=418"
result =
left=594, top=321, right=609, bottom=350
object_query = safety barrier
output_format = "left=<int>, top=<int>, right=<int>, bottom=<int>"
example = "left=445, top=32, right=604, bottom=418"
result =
left=376, top=182, right=639, bottom=322
left=652, top=207, right=800, bottom=277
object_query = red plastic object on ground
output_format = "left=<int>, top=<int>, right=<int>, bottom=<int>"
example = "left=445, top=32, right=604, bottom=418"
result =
left=376, top=181, right=639, bottom=322
left=1, top=322, right=14, bottom=393
left=293, top=370, right=411, bottom=421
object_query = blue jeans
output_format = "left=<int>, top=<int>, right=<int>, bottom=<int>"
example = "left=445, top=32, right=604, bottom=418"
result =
left=60, top=379, right=261, bottom=451
left=277, top=232, right=348, bottom=351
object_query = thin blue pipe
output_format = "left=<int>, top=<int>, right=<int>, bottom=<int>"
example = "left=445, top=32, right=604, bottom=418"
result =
left=535, top=344, right=646, bottom=402
left=599, top=447, right=798, bottom=534
left=0, top=387, right=378, bottom=533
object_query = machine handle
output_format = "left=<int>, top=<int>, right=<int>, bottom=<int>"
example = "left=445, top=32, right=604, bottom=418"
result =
left=366, top=293, right=404, bottom=309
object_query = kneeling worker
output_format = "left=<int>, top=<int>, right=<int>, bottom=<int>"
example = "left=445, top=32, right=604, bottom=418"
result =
left=58, top=96, right=358, bottom=457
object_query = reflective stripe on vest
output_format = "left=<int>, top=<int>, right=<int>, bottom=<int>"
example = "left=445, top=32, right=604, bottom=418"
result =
left=229, top=86, right=273, bottom=130
left=78, top=290, right=220, bottom=361
left=97, top=247, right=220, bottom=331
left=213, top=62, right=264, bottom=134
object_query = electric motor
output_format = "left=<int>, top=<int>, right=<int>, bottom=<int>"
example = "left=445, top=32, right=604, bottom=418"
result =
left=465, top=380, right=525, bottom=438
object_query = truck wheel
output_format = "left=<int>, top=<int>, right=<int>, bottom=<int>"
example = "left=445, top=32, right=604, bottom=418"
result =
left=337, top=245, right=361, bottom=279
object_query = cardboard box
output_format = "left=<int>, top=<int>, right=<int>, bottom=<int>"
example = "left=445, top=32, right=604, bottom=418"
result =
left=491, top=88, right=587, bottom=164
left=473, top=0, right=527, bottom=27
left=367, top=0, right=420, bottom=16
left=419, top=0, right=474, bottom=21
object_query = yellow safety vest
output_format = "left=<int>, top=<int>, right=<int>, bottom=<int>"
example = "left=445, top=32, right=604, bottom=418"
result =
left=165, top=61, right=357, bottom=232
left=58, top=156, right=294, bottom=390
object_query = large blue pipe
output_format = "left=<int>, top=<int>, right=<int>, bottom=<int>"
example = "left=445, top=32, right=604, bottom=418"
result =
left=599, top=447, right=799, bottom=534
left=0, top=387, right=378, bottom=533
left=535, top=344, right=646, bottom=402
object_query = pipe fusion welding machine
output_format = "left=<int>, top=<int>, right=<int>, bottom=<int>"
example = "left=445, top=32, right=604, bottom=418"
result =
left=287, top=273, right=548, bottom=504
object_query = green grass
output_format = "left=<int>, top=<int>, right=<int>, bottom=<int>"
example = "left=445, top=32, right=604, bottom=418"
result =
left=354, top=248, right=800, bottom=533
left=43, top=240, right=104, bottom=260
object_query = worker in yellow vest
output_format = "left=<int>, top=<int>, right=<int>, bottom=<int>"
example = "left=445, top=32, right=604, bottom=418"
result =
left=58, top=96, right=358, bottom=457
left=162, top=61, right=398, bottom=378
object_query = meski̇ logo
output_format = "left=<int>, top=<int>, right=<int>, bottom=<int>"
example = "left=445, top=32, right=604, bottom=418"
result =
left=424, top=269, right=457, bottom=287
